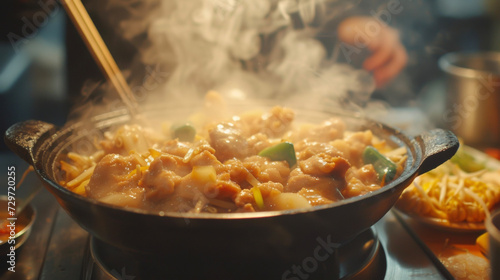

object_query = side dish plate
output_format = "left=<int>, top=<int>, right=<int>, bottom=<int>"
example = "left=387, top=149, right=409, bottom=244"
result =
left=396, top=145, right=500, bottom=232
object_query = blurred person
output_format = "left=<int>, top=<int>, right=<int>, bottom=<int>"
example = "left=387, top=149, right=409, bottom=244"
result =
left=336, top=16, right=407, bottom=88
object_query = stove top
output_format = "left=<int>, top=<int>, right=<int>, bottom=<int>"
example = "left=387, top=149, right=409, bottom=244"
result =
left=0, top=186, right=450, bottom=280
left=84, top=226, right=385, bottom=280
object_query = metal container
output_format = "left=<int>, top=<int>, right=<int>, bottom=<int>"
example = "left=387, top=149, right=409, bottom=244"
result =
left=4, top=102, right=459, bottom=279
left=439, top=52, right=500, bottom=149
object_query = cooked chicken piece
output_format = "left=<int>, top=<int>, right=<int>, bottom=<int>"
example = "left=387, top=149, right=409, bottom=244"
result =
left=295, top=141, right=344, bottom=161
left=140, top=156, right=184, bottom=201
left=98, top=187, right=145, bottom=209
left=210, top=172, right=242, bottom=199
left=258, top=181, right=284, bottom=198
left=297, top=188, right=334, bottom=206
left=161, top=139, right=192, bottom=157
left=224, top=158, right=253, bottom=186
left=234, top=189, right=255, bottom=207
left=209, top=122, right=250, bottom=162
left=100, top=125, right=156, bottom=155
left=290, top=118, right=345, bottom=143
left=187, top=149, right=219, bottom=166
left=86, top=154, right=141, bottom=199
left=155, top=154, right=191, bottom=176
left=259, top=106, right=295, bottom=138
left=246, top=132, right=272, bottom=155
left=86, top=154, right=146, bottom=209
left=342, top=165, right=380, bottom=197
left=243, top=156, right=290, bottom=185
left=331, top=130, right=373, bottom=166
left=285, top=168, right=344, bottom=203
left=237, top=106, right=294, bottom=138
left=299, top=153, right=351, bottom=178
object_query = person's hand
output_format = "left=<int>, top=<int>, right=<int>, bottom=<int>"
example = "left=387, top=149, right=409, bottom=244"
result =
left=337, top=16, right=407, bottom=88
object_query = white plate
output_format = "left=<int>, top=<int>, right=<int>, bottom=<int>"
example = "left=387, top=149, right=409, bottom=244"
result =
left=396, top=145, right=500, bottom=232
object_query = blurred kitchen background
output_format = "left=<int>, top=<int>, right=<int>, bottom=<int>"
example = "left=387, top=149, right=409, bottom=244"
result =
left=0, top=0, right=499, bottom=155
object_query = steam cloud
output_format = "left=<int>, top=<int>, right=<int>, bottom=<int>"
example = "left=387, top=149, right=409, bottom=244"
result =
left=70, top=0, right=389, bottom=123
left=148, top=0, right=376, bottom=102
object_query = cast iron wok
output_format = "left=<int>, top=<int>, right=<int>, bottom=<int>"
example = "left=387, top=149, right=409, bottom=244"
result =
left=4, top=104, right=458, bottom=279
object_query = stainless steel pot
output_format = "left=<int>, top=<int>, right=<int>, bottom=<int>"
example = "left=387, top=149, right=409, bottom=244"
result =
left=439, top=52, right=500, bottom=149
left=4, top=103, right=459, bottom=279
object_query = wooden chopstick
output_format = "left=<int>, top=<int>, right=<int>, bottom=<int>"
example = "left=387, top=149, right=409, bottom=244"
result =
left=61, top=0, right=138, bottom=116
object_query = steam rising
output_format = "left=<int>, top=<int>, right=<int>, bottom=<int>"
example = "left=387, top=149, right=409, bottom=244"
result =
left=71, top=0, right=386, bottom=122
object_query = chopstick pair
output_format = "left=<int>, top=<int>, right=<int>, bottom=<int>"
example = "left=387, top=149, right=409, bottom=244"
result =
left=61, top=0, right=138, bottom=116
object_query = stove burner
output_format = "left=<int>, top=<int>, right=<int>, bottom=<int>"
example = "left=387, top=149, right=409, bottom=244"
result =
left=84, top=228, right=386, bottom=280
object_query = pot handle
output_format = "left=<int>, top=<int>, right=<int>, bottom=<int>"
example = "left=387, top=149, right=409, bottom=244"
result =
left=413, top=129, right=459, bottom=175
left=4, top=120, right=57, bottom=166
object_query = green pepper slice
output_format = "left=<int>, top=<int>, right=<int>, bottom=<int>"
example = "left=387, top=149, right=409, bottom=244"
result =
left=258, top=142, right=297, bottom=167
left=172, top=123, right=196, bottom=142
left=450, top=148, right=485, bottom=173
left=362, top=146, right=397, bottom=183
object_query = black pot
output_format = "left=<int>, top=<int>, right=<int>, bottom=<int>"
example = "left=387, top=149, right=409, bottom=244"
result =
left=4, top=105, right=458, bottom=279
